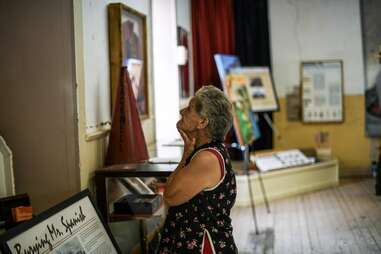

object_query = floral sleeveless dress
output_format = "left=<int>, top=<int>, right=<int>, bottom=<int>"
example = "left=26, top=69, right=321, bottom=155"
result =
left=158, top=142, right=238, bottom=254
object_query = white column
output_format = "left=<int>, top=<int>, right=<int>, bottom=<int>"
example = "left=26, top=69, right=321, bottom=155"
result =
left=152, top=0, right=181, bottom=145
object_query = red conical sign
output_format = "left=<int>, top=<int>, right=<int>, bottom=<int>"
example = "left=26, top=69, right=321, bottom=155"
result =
left=105, top=67, right=148, bottom=165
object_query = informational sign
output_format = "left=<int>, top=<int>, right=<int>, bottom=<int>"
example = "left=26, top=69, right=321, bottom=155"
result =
left=301, top=60, right=344, bottom=123
left=0, top=190, right=121, bottom=254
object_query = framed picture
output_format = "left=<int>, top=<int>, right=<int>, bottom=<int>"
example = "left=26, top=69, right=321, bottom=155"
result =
left=301, top=60, right=344, bottom=123
left=231, top=67, right=279, bottom=112
left=108, top=3, right=148, bottom=118
left=214, top=54, right=241, bottom=87
left=0, top=190, right=121, bottom=254
left=226, top=75, right=256, bottom=146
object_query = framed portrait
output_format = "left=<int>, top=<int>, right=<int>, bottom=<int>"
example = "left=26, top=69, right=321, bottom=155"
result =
left=301, top=60, right=344, bottom=123
left=0, top=190, right=121, bottom=254
left=231, top=67, right=279, bottom=112
left=108, top=3, right=148, bottom=118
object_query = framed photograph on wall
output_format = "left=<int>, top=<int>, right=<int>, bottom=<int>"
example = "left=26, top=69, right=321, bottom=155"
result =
left=108, top=3, right=148, bottom=118
left=231, top=67, right=279, bottom=112
left=301, top=60, right=344, bottom=123
left=0, top=190, right=121, bottom=254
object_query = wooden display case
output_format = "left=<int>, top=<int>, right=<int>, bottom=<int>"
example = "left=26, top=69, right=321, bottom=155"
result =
left=95, top=162, right=174, bottom=253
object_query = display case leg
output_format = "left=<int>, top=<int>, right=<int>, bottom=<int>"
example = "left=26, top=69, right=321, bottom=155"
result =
left=139, top=220, right=148, bottom=253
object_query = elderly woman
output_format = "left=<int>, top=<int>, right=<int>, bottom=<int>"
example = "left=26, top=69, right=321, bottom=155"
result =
left=158, top=86, right=238, bottom=254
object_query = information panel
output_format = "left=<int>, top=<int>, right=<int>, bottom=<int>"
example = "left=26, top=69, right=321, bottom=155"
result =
left=0, top=190, right=120, bottom=254
left=301, top=60, right=344, bottom=123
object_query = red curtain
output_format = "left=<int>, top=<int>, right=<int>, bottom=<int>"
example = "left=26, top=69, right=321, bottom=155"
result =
left=105, top=67, right=148, bottom=165
left=191, top=0, right=235, bottom=92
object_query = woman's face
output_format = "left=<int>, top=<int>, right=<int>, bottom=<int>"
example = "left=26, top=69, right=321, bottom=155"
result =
left=176, top=97, right=203, bottom=134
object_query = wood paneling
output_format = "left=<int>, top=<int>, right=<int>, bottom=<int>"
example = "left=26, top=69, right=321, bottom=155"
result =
left=0, top=0, right=79, bottom=213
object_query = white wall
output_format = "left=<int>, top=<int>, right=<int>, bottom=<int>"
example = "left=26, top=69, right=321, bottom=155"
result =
left=152, top=0, right=181, bottom=144
left=74, top=0, right=155, bottom=189
left=269, top=0, right=365, bottom=97
left=176, top=0, right=191, bottom=30
left=78, top=0, right=185, bottom=146
left=78, top=0, right=155, bottom=144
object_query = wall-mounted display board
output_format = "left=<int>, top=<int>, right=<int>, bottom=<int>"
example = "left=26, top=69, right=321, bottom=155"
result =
left=301, top=60, right=344, bottom=123
left=0, top=190, right=121, bottom=254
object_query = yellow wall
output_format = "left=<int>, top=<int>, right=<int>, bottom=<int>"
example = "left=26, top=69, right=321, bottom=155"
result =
left=274, top=95, right=371, bottom=176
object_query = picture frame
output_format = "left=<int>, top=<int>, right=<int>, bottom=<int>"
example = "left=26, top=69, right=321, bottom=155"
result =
left=0, top=190, right=121, bottom=254
left=301, top=60, right=344, bottom=123
left=231, top=67, right=279, bottom=112
left=108, top=3, right=149, bottom=118
left=214, top=54, right=241, bottom=87
left=225, top=74, right=256, bottom=146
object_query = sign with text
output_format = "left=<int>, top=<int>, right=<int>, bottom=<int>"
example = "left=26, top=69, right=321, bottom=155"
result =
left=0, top=190, right=121, bottom=254
left=301, top=60, right=344, bottom=123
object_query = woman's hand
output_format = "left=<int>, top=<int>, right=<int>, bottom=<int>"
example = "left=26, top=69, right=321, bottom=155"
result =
left=178, top=128, right=195, bottom=162
left=166, top=128, right=195, bottom=187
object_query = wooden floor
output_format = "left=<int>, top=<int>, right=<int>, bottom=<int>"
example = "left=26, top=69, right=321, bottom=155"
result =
left=231, top=178, right=381, bottom=254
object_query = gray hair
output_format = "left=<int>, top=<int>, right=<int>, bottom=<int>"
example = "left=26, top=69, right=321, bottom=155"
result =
left=194, top=85, right=233, bottom=142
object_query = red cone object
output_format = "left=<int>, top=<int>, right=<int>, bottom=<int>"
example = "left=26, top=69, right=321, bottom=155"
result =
left=105, top=67, right=148, bottom=165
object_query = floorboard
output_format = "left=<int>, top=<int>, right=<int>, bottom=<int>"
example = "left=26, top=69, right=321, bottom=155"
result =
left=231, top=178, right=381, bottom=254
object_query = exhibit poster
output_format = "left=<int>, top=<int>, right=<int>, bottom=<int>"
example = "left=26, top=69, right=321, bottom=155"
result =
left=0, top=190, right=120, bottom=254
left=232, top=67, right=279, bottom=112
left=301, top=60, right=344, bottom=123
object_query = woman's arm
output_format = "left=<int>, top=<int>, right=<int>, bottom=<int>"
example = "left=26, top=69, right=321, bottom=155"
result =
left=163, top=151, right=221, bottom=206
